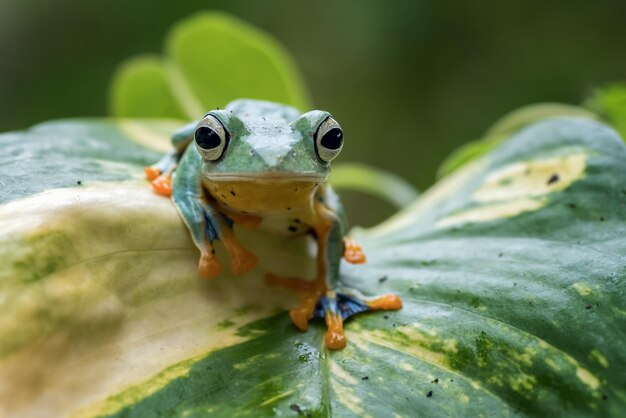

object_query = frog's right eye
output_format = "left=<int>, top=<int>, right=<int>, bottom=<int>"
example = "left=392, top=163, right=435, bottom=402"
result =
left=194, top=115, right=229, bottom=161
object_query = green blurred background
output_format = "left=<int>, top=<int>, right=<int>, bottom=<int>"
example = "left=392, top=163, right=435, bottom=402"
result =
left=1, top=0, right=625, bottom=225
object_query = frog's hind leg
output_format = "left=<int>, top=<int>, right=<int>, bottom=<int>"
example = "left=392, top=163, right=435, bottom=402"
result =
left=266, top=273, right=320, bottom=330
left=269, top=198, right=401, bottom=350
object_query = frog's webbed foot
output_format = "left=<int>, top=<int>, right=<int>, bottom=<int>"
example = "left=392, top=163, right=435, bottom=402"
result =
left=266, top=274, right=402, bottom=350
left=316, top=290, right=402, bottom=349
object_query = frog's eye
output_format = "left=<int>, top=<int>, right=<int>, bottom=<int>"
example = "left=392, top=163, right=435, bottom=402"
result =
left=194, top=115, right=229, bottom=161
left=314, top=117, right=343, bottom=163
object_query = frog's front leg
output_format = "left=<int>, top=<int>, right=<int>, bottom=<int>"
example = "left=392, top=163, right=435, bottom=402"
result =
left=173, top=146, right=257, bottom=278
left=145, top=151, right=178, bottom=196
left=145, top=121, right=199, bottom=196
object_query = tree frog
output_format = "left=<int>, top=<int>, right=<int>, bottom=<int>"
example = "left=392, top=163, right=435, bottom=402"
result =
left=145, top=99, right=401, bottom=349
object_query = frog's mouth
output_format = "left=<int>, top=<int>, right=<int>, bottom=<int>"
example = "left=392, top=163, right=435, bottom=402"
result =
left=203, top=172, right=327, bottom=182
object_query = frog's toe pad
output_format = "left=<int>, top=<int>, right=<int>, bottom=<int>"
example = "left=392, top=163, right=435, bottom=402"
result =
left=230, top=249, right=258, bottom=275
left=198, top=254, right=222, bottom=280
left=151, top=175, right=172, bottom=196
left=144, top=166, right=161, bottom=181
left=343, top=238, right=367, bottom=264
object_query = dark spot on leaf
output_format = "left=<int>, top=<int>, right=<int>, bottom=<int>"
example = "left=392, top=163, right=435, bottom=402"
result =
left=567, top=203, right=576, bottom=209
left=294, top=188, right=299, bottom=192
left=498, top=252, right=503, bottom=257
left=513, top=282, right=517, bottom=286
left=76, top=180, right=82, bottom=185
left=383, top=315, right=389, bottom=319
left=294, top=218, right=301, bottom=223
left=585, top=304, right=592, bottom=310
left=288, top=226, right=297, bottom=232
left=426, top=390, right=433, bottom=398
left=362, top=376, right=369, bottom=380
left=210, top=249, right=215, bottom=255
left=602, top=394, right=608, bottom=400
left=221, top=193, right=226, bottom=199
left=600, top=216, right=605, bottom=222
left=289, top=404, right=311, bottom=417
left=287, top=207, right=292, bottom=211
left=230, top=191, right=236, bottom=196
left=547, top=173, right=559, bottom=185
left=379, top=276, right=388, bottom=283
left=528, top=301, right=533, bottom=306
left=431, top=378, right=439, bottom=384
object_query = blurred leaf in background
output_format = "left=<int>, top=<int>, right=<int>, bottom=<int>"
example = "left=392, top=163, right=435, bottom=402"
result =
left=110, top=12, right=310, bottom=119
left=585, top=83, right=626, bottom=140
left=3, top=0, right=626, bottom=207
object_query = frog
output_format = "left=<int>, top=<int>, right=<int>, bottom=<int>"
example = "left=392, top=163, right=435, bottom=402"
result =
left=145, top=99, right=402, bottom=349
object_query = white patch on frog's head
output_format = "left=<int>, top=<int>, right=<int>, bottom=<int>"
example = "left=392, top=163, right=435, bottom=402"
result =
left=243, top=129, right=298, bottom=167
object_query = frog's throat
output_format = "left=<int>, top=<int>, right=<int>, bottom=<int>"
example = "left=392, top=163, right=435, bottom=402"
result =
left=203, top=172, right=327, bottom=183
left=202, top=177, right=322, bottom=214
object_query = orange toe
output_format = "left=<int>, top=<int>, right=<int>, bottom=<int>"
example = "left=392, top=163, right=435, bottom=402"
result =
left=144, top=166, right=161, bottom=181
left=344, top=237, right=367, bottom=264
left=151, top=176, right=172, bottom=196
left=367, top=294, right=403, bottom=310
left=198, top=254, right=223, bottom=280
left=325, top=312, right=347, bottom=350
left=230, top=249, right=258, bottom=275
left=289, top=308, right=311, bottom=331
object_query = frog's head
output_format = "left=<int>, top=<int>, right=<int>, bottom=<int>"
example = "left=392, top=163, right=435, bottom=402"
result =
left=194, top=100, right=343, bottom=180
left=193, top=99, right=344, bottom=212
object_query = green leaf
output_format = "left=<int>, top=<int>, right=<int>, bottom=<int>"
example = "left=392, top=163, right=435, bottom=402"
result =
left=108, top=56, right=188, bottom=120
left=109, top=12, right=311, bottom=119
left=1, top=116, right=625, bottom=417
left=437, top=103, right=598, bottom=179
left=585, top=83, right=626, bottom=141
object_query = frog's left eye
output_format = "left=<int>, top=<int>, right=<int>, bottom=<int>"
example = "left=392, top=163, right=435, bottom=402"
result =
left=314, top=117, right=343, bottom=163
left=194, top=115, right=229, bottom=161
